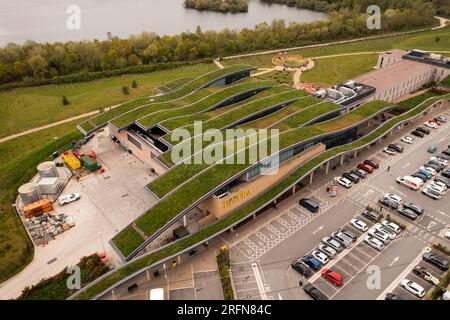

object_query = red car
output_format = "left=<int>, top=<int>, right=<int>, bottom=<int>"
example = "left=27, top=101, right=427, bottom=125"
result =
left=428, top=118, right=442, bottom=126
left=357, top=163, right=374, bottom=174
left=321, top=269, right=343, bottom=286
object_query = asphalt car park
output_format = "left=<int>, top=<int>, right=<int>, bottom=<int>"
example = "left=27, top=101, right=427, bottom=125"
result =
left=227, top=109, right=450, bottom=300
left=388, top=250, right=447, bottom=300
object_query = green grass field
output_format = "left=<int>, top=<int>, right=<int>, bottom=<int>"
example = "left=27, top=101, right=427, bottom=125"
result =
left=0, top=63, right=215, bottom=139
left=221, top=28, right=450, bottom=68
left=301, top=54, right=378, bottom=87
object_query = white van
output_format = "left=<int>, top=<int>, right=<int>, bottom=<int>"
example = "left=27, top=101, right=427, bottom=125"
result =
left=396, top=176, right=424, bottom=191
left=149, top=288, right=164, bottom=300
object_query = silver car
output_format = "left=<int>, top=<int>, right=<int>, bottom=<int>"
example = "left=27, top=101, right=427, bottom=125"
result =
left=322, top=237, right=343, bottom=252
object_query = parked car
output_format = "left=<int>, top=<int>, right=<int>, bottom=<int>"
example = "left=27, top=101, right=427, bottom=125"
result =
left=364, top=236, right=385, bottom=251
left=350, top=218, right=368, bottom=232
left=58, top=193, right=81, bottom=205
left=373, top=224, right=396, bottom=240
left=422, top=252, right=449, bottom=271
left=361, top=209, right=381, bottom=222
left=384, top=193, right=402, bottom=204
left=430, top=156, right=448, bottom=166
left=411, top=172, right=430, bottom=182
left=428, top=145, right=437, bottom=153
left=299, top=198, right=319, bottom=213
left=342, top=172, right=360, bottom=184
left=322, top=237, right=344, bottom=252
left=351, top=169, right=367, bottom=179
left=363, top=159, right=379, bottom=169
left=424, top=121, right=438, bottom=129
left=321, top=269, right=343, bottom=286
left=420, top=166, right=437, bottom=176
left=318, top=244, right=337, bottom=259
left=421, top=185, right=443, bottom=200
left=438, top=153, right=450, bottom=161
left=412, top=266, right=440, bottom=286
left=336, top=176, right=352, bottom=189
left=331, top=231, right=353, bottom=248
left=425, top=160, right=446, bottom=171
left=302, top=255, right=322, bottom=271
left=357, top=163, right=374, bottom=173
left=417, top=169, right=433, bottom=180
left=400, top=136, right=414, bottom=144
left=400, top=279, right=425, bottom=298
left=435, top=116, right=446, bottom=123
left=402, top=202, right=424, bottom=215
left=378, top=197, right=400, bottom=210
left=411, top=130, right=424, bottom=138
left=368, top=229, right=390, bottom=244
left=385, top=293, right=403, bottom=300
left=442, top=149, right=450, bottom=156
left=381, top=220, right=402, bottom=234
left=291, top=260, right=312, bottom=277
left=434, top=175, right=450, bottom=188
left=383, top=147, right=397, bottom=155
left=341, top=229, right=357, bottom=241
left=303, top=284, right=328, bottom=300
left=442, top=168, right=450, bottom=179
left=397, top=207, right=419, bottom=220
left=416, top=126, right=430, bottom=135
left=428, top=181, right=447, bottom=194
left=388, top=144, right=404, bottom=153
left=312, top=250, right=329, bottom=265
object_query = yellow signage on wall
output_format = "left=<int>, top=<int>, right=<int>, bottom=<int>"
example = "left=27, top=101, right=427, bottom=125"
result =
left=223, top=189, right=253, bottom=209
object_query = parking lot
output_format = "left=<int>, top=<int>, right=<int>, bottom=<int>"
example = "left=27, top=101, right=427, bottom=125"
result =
left=226, top=109, right=450, bottom=300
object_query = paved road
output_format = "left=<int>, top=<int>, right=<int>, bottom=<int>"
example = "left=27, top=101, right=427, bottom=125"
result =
left=226, top=107, right=450, bottom=300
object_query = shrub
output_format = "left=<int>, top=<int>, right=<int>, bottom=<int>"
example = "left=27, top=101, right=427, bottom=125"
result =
left=122, top=86, right=129, bottom=95
left=131, top=80, right=138, bottom=88
left=62, top=95, right=70, bottom=105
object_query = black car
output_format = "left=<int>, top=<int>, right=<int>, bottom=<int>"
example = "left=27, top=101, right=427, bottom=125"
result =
left=361, top=209, right=381, bottom=222
left=435, top=175, right=450, bottom=188
left=364, top=159, right=379, bottom=169
left=378, top=197, right=399, bottom=209
left=397, top=207, right=418, bottom=221
left=443, top=149, right=450, bottom=156
left=422, top=252, right=449, bottom=271
left=402, top=202, right=424, bottom=215
left=351, top=169, right=367, bottom=179
left=442, top=169, right=450, bottom=179
left=343, top=172, right=360, bottom=184
left=416, top=126, right=430, bottom=135
left=425, top=161, right=444, bottom=172
left=291, top=261, right=312, bottom=277
left=388, top=144, right=404, bottom=153
left=411, top=130, right=424, bottom=138
left=303, top=284, right=328, bottom=300
left=437, top=154, right=450, bottom=161
left=385, top=293, right=403, bottom=300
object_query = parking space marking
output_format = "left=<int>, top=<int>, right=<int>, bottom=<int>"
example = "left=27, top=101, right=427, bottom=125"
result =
left=346, top=251, right=370, bottom=265
left=351, top=246, right=375, bottom=260
left=251, top=263, right=267, bottom=300
left=332, top=263, right=353, bottom=278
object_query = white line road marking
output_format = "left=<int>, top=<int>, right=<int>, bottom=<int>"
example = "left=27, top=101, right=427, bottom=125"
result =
left=251, top=263, right=267, bottom=300
left=388, top=256, right=399, bottom=267
left=278, top=293, right=283, bottom=300
left=313, top=226, right=324, bottom=234
left=427, top=221, right=437, bottom=230
left=376, top=247, right=429, bottom=300
left=389, top=186, right=405, bottom=196
left=438, top=210, right=450, bottom=218
left=365, top=189, right=374, bottom=197
left=402, top=163, right=410, bottom=168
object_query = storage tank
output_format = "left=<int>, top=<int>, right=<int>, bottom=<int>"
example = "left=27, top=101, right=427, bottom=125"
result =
left=38, top=177, right=60, bottom=195
left=37, top=161, right=58, bottom=178
left=18, top=183, right=40, bottom=205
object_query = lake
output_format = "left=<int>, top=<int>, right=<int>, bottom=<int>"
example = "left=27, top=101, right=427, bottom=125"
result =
left=0, top=0, right=328, bottom=45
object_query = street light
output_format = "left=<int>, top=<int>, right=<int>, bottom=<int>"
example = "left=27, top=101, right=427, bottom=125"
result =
left=53, top=136, right=59, bottom=152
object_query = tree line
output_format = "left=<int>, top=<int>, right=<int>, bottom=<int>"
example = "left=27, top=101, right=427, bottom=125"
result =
left=184, top=0, right=248, bottom=13
left=0, top=0, right=439, bottom=86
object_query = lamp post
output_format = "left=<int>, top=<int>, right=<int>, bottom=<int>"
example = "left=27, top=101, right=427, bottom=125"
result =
left=53, top=136, right=59, bottom=152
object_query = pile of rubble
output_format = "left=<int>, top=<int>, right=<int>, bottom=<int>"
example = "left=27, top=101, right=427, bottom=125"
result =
left=25, top=213, right=75, bottom=242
